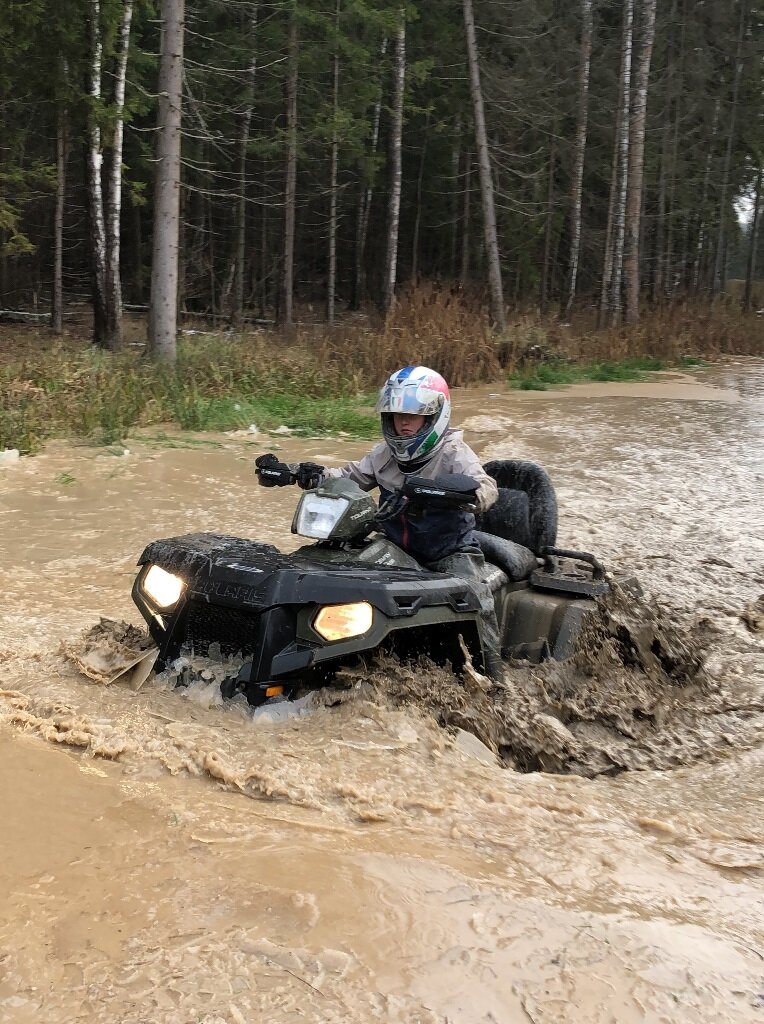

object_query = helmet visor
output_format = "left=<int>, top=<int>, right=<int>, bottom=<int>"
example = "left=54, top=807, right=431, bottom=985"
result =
left=375, top=383, right=444, bottom=416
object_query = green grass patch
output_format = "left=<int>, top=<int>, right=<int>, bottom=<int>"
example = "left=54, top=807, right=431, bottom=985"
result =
left=509, top=356, right=665, bottom=391
left=0, top=337, right=378, bottom=454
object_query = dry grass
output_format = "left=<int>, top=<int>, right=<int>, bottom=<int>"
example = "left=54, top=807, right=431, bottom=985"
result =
left=1, top=285, right=761, bottom=453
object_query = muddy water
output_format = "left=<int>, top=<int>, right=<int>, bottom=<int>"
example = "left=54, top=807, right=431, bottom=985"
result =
left=1, top=362, right=763, bottom=1022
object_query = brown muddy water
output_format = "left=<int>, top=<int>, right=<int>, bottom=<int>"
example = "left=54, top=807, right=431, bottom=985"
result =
left=1, top=362, right=763, bottom=1023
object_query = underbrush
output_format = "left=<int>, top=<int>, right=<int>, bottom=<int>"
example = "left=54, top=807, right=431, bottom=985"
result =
left=0, top=285, right=761, bottom=453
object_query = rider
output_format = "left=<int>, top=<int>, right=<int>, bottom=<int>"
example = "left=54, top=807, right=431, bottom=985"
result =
left=256, top=366, right=503, bottom=679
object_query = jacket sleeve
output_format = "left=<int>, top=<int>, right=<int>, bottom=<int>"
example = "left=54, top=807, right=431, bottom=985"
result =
left=450, top=443, right=499, bottom=513
left=322, top=450, right=380, bottom=491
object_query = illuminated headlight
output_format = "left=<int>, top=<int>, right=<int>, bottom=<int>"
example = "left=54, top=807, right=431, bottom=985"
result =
left=142, top=564, right=185, bottom=608
left=294, top=493, right=349, bottom=539
left=313, top=602, right=373, bottom=642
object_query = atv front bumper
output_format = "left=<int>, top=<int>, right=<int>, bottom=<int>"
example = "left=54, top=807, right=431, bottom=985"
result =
left=132, top=533, right=483, bottom=703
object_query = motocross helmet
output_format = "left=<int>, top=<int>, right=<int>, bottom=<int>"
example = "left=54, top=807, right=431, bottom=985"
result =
left=376, top=365, right=451, bottom=470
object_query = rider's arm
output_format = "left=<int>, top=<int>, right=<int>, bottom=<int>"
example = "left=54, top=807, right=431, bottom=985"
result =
left=448, top=445, right=498, bottom=513
left=322, top=442, right=388, bottom=492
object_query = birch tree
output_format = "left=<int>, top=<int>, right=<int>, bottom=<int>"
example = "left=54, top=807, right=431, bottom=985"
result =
left=562, top=0, right=593, bottom=321
left=382, top=10, right=405, bottom=316
left=624, top=0, right=657, bottom=325
left=609, top=0, right=634, bottom=325
left=86, top=0, right=108, bottom=347
left=104, top=0, right=133, bottom=348
left=148, top=0, right=185, bottom=363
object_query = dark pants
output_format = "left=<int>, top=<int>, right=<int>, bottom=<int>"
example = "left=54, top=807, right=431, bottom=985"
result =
left=426, top=549, right=502, bottom=680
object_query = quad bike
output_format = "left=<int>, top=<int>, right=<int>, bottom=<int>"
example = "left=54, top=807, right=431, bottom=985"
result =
left=132, top=460, right=636, bottom=705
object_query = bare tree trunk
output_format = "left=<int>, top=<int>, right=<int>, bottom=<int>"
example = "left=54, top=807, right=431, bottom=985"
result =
left=663, top=1, right=685, bottom=300
left=104, top=0, right=133, bottom=350
left=563, top=0, right=593, bottom=321
left=233, top=5, right=257, bottom=329
left=52, top=91, right=67, bottom=335
left=352, top=37, right=386, bottom=309
left=461, top=155, right=472, bottom=285
left=462, top=0, right=505, bottom=332
left=653, top=119, right=669, bottom=304
left=411, top=114, right=429, bottom=282
left=711, top=0, right=747, bottom=299
left=691, top=96, right=720, bottom=293
left=281, top=5, right=298, bottom=329
left=327, top=0, right=340, bottom=324
left=624, top=0, right=657, bottom=325
left=148, top=0, right=185, bottom=363
left=743, top=167, right=763, bottom=313
left=609, top=0, right=634, bottom=326
left=540, top=133, right=557, bottom=317
left=449, top=116, right=461, bottom=279
left=86, top=0, right=108, bottom=347
left=382, top=11, right=405, bottom=316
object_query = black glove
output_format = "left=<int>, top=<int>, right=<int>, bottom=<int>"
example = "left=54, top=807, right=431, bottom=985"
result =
left=255, top=453, right=295, bottom=487
left=401, top=473, right=478, bottom=510
left=295, top=462, right=325, bottom=490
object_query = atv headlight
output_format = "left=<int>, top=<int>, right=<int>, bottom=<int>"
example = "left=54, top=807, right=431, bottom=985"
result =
left=142, top=564, right=185, bottom=608
left=294, top=493, right=350, bottom=539
left=313, top=602, right=373, bottom=642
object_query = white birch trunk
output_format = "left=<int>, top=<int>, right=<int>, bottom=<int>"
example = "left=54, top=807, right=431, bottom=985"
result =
left=104, top=0, right=133, bottom=349
left=148, top=0, right=185, bottom=363
left=624, top=0, right=657, bottom=325
left=383, top=12, right=405, bottom=316
left=462, top=0, right=506, bottom=332
left=87, top=0, right=108, bottom=347
left=563, top=0, right=593, bottom=321
left=609, top=0, right=634, bottom=325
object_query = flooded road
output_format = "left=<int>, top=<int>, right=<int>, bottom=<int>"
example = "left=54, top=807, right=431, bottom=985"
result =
left=1, top=361, right=763, bottom=1022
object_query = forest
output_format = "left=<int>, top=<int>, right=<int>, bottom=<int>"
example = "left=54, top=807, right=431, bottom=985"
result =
left=0, top=0, right=762, bottom=367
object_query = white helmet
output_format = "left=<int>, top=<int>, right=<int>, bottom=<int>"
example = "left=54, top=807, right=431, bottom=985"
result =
left=375, top=365, right=451, bottom=469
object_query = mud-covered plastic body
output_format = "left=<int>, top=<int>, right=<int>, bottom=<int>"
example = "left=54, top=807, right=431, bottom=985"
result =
left=131, top=462, right=638, bottom=704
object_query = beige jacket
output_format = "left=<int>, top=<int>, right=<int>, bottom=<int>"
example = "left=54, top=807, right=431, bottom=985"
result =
left=324, top=429, right=498, bottom=513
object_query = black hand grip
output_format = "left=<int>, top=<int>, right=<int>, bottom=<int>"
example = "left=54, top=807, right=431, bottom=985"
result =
left=542, top=546, right=606, bottom=580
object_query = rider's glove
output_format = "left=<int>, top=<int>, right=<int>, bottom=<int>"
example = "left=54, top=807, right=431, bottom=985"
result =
left=255, top=453, right=294, bottom=487
left=295, top=462, right=325, bottom=490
